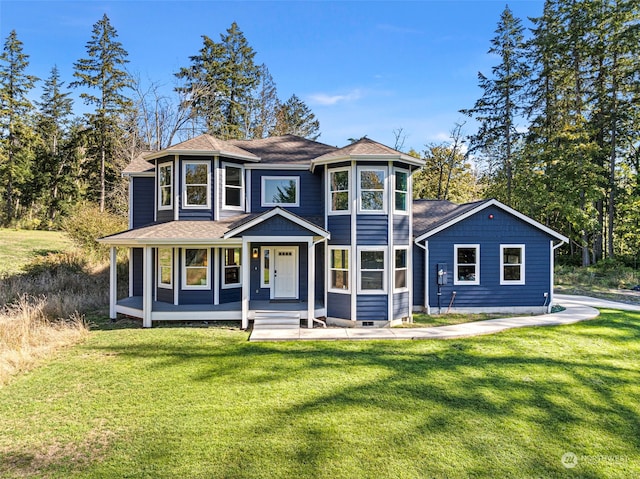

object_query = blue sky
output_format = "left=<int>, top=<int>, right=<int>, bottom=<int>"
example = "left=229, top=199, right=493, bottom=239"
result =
left=1, top=0, right=544, bottom=151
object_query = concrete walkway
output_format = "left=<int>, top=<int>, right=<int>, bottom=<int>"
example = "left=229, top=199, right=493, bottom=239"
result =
left=249, top=293, right=640, bottom=342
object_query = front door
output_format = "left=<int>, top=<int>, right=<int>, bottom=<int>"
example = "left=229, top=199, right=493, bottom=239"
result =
left=273, top=247, right=298, bottom=299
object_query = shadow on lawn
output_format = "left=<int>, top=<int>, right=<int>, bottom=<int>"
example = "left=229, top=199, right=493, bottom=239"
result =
left=77, top=311, right=640, bottom=478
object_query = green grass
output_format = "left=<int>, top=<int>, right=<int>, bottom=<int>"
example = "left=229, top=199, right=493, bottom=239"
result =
left=0, top=229, right=73, bottom=276
left=1, top=311, right=639, bottom=478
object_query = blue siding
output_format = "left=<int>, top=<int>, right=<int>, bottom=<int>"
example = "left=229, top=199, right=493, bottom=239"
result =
left=357, top=295, right=388, bottom=321
left=132, top=248, right=143, bottom=296
left=393, top=292, right=410, bottom=319
left=412, top=244, right=425, bottom=307
left=393, top=215, right=410, bottom=245
left=132, top=177, right=155, bottom=227
left=327, top=292, right=350, bottom=319
left=157, top=286, right=173, bottom=303
left=356, top=215, right=388, bottom=245
left=315, top=243, right=324, bottom=300
left=250, top=170, right=323, bottom=215
left=240, top=215, right=319, bottom=237
left=328, top=216, right=351, bottom=244
left=219, top=287, right=240, bottom=304
left=425, top=206, right=553, bottom=309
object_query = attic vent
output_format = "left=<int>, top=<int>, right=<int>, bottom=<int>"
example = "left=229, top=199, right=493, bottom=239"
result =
left=362, top=321, right=374, bottom=327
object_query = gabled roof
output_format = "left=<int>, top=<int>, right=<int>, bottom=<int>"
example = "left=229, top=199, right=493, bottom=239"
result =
left=144, top=134, right=260, bottom=162
left=229, top=135, right=337, bottom=166
left=310, top=137, right=425, bottom=170
left=123, top=152, right=154, bottom=176
left=413, top=198, right=569, bottom=243
left=224, top=207, right=330, bottom=239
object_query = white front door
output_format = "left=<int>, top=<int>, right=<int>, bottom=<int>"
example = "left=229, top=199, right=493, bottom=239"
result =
left=273, top=247, right=298, bottom=299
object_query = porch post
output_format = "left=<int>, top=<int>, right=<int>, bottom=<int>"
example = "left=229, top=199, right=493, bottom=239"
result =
left=241, top=239, right=250, bottom=329
left=109, top=246, right=117, bottom=320
left=307, top=239, right=315, bottom=329
left=143, top=246, right=153, bottom=328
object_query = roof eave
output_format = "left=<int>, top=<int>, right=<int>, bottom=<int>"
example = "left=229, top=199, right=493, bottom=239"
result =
left=144, top=149, right=260, bottom=162
left=311, top=154, right=425, bottom=171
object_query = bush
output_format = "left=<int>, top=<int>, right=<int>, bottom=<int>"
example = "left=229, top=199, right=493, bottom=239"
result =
left=62, top=204, right=127, bottom=260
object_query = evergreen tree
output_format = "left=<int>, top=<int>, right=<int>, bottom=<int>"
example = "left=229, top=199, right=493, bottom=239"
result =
left=71, top=14, right=132, bottom=212
left=461, top=6, right=529, bottom=206
left=271, top=94, right=320, bottom=140
left=176, top=22, right=260, bottom=139
left=34, top=65, right=75, bottom=222
left=0, top=30, right=38, bottom=225
left=250, top=64, right=279, bottom=139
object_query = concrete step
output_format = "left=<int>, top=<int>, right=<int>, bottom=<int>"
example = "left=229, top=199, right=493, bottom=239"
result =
left=253, top=311, right=301, bottom=330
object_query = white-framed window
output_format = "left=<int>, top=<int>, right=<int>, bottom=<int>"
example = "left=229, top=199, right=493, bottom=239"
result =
left=501, top=244, right=525, bottom=285
left=358, top=167, right=387, bottom=213
left=328, top=246, right=350, bottom=293
left=157, top=247, right=173, bottom=288
left=261, top=176, right=300, bottom=207
left=158, top=162, right=173, bottom=210
left=394, top=168, right=409, bottom=213
left=328, top=167, right=350, bottom=214
left=223, top=247, right=241, bottom=288
left=454, top=244, right=480, bottom=285
left=357, top=246, right=387, bottom=294
left=223, top=163, right=244, bottom=210
left=182, top=248, right=209, bottom=289
left=261, top=247, right=271, bottom=288
left=394, top=247, right=408, bottom=291
left=183, top=161, right=210, bottom=208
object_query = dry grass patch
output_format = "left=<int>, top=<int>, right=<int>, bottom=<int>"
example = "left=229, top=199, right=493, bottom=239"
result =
left=0, top=295, right=89, bottom=385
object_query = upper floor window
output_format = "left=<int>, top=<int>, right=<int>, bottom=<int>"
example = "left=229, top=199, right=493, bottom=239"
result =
left=329, top=168, right=350, bottom=214
left=501, top=245, right=525, bottom=285
left=158, top=162, right=173, bottom=210
left=328, top=246, right=349, bottom=293
left=224, top=164, right=244, bottom=210
left=261, top=176, right=300, bottom=207
left=358, top=167, right=386, bottom=213
left=183, top=248, right=209, bottom=289
left=454, top=244, right=479, bottom=285
left=394, top=169, right=409, bottom=213
left=183, top=161, right=210, bottom=208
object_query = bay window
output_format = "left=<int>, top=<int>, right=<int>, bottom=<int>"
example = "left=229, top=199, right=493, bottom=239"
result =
left=358, top=247, right=386, bottom=293
left=329, top=247, right=349, bottom=292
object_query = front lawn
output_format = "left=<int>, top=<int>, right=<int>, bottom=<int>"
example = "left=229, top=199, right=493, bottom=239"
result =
left=1, top=311, right=639, bottom=478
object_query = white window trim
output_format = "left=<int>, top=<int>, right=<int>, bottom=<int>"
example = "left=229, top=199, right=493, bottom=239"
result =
left=222, top=247, right=242, bottom=289
left=158, top=162, right=173, bottom=211
left=327, top=167, right=351, bottom=215
left=260, top=247, right=271, bottom=288
left=222, top=162, right=244, bottom=211
left=261, top=176, right=300, bottom=207
left=157, top=247, right=173, bottom=289
left=357, top=166, right=388, bottom=214
left=393, top=246, right=409, bottom=292
left=182, top=160, right=211, bottom=209
left=182, top=248, right=210, bottom=290
left=500, top=244, right=525, bottom=285
left=357, top=246, right=387, bottom=294
left=328, top=245, right=350, bottom=294
left=454, top=244, right=480, bottom=286
left=393, top=167, right=410, bottom=215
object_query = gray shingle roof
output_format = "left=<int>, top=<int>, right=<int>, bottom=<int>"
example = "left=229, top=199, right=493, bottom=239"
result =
left=312, top=137, right=422, bottom=164
left=146, top=135, right=259, bottom=161
left=123, top=152, right=154, bottom=175
left=412, top=199, right=489, bottom=237
left=228, top=135, right=337, bottom=165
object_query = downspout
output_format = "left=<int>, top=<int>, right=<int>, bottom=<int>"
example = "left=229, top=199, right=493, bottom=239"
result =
left=415, top=240, right=429, bottom=315
left=549, top=239, right=565, bottom=313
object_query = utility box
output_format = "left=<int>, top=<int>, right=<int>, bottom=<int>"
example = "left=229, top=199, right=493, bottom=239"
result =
left=436, top=263, right=448, bottom=285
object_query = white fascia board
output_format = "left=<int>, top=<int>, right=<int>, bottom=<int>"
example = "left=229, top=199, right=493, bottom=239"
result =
left=122, top=172, right=155, bottom=178
left=97, top=238, right=242, bottom=247
left=311, top=154, right=425, bottom=171
left=144, top=149, right=260, bottom=162
left=245, top=163, right=310, bottom=171
left=414, top=199, right=569, bottom=244
left=223, top=207, right=330, bottom=239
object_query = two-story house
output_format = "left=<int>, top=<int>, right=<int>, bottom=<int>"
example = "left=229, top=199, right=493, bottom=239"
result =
left=99, top=134, right=567, bottom=329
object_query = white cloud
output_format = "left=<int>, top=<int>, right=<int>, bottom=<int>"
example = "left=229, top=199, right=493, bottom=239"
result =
left=308, top=89, right=362, bottom=106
